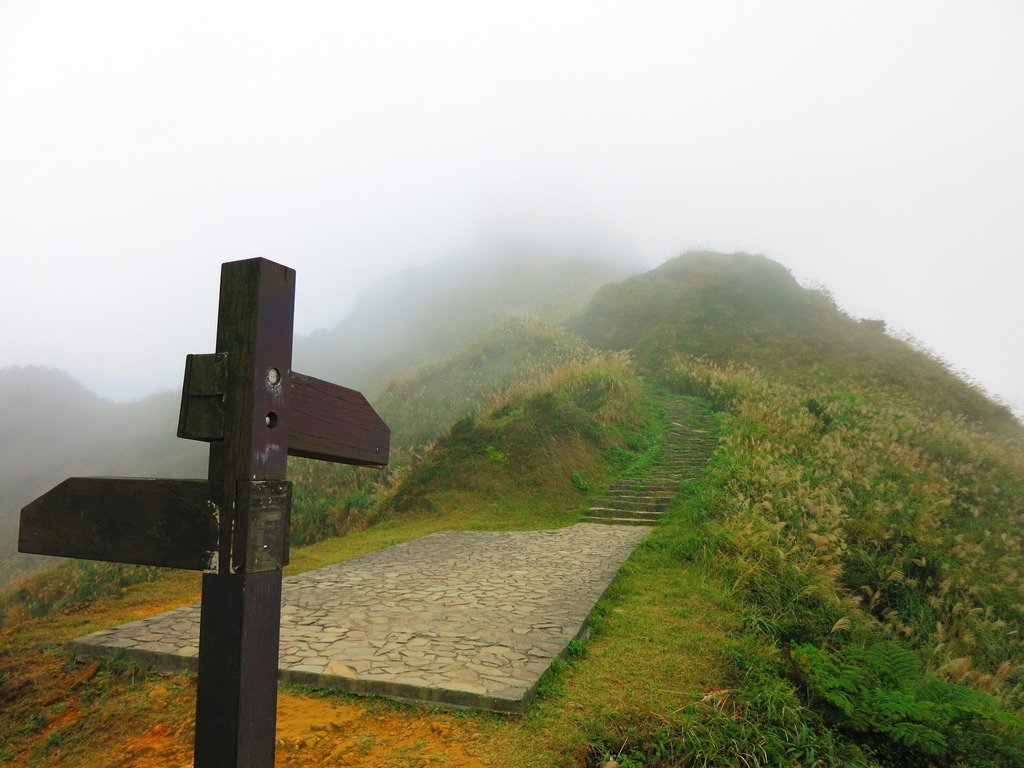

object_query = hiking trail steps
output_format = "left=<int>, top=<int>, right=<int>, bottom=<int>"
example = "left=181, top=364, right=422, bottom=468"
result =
left=581, top=401, right=718, bottom=526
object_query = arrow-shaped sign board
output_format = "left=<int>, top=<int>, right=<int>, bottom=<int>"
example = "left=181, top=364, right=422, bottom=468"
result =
left=19, top=477, right=221, bottom=571
left=17, top=258, right=390, bottom=768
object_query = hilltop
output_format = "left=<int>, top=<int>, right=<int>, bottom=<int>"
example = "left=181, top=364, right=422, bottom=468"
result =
left=573, top=251, right=1017, bottom=432
left=2, top=250, right=1023, bottom=767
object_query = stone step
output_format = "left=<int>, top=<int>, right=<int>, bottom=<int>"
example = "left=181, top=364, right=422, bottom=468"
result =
left=608, top=489, right=676, bottom=497
left=591, top=499, right=667, bottom=512
left=599, top=494, right=674, bottom=503
left=586, top=507, right=661, bottom=521
left=581, top=516, right=656, bottom=527
left=598, top=499, right=675, bottom=505
left=611, top=483, right=678, bottom=492
left=585, top=404, right=715, bottom=529
left=595, top=502, right=670, bottom=512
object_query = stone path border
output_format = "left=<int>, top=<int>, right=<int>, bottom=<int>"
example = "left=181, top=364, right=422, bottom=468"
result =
left=70, top=524, right=650, bottom=713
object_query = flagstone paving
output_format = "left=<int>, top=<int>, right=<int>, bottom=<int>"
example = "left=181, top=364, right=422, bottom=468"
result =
left=69, top=524, right=650, bottom=712
left=69, top=400, right=718, bottom=713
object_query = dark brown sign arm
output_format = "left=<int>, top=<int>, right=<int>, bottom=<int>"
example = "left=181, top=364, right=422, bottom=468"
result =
left=19, top=478, right=220, bottom=571
left=287, top=372, right=390, bottom=466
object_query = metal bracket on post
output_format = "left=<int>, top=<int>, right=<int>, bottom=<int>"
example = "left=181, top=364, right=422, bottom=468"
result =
left=234, top=480, right=292, bottom=573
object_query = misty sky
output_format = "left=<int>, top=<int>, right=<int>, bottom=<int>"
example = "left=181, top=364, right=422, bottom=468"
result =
left=1, top=1, right=1022, bottom=415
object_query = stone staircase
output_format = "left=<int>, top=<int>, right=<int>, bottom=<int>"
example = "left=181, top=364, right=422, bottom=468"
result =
left=582, top=401, right=717, bottom=526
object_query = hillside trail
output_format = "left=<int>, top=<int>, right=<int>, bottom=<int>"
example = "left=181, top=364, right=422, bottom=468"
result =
left=583, top=398, right=719, bottom=527
left=12, top=397, right=724, bottom=768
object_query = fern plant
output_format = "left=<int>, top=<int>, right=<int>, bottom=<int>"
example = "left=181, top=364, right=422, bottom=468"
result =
left=791, top=640, right=1024, bottom=767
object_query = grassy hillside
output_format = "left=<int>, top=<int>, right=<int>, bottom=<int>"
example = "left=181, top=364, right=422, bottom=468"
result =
left=569, top=252, right=1024, bottom=766
left=382, top=350, right=650, bottom=514
left=284, top=344, right=651, bottom=549
left=579, top=361, right=1024, bottom=768
left=572, top=251, right=1018, bottom=434
left=2, top=249, right=1022, bottom=768
left=376, top=317, right=597, bottom=448
left=286, top=319, right=635, bottom=546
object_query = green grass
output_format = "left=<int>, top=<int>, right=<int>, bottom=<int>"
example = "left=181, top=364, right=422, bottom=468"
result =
left=285, top=325, right=651, bottom=552
left=614, top=361, right=1024, bottom=767
left=381, top=351, right=651, bottom=517
left=0, top=561, right=166, bottom=624
left=562, top=252, right=1024, bottom=766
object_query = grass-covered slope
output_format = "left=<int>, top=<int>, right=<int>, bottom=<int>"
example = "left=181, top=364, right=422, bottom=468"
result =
left=617, top=360, right=1024, bottom=767
left=376, top=317, right=596, bottom=448
left=569, top=252, right=1024, bottom=767
left=573, top=251, right=1018, bottom=434
left=286, top=325, right=641, bottom=547
left=382, top=350, right=651, bottom=518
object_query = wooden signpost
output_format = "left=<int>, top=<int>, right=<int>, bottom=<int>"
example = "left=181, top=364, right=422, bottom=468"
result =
left=19, top=258, right=390, bottom=768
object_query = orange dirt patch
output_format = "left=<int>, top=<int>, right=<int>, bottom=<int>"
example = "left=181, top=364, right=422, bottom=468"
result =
left=97, top=690, right=493, bottom=768
left=273, top=694, right=492, bottom=768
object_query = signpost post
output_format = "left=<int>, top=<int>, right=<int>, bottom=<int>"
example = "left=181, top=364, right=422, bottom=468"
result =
left=18, top=257, right=390, bottom=768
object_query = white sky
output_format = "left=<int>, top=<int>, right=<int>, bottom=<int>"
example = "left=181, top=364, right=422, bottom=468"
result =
left=1, top=1, right=1022, bottom=415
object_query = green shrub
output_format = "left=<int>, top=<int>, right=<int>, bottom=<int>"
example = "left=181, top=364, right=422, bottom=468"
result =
left=570, top=472, right=590, bottom=492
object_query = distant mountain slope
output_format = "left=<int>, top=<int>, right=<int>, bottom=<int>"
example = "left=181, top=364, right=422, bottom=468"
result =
left=0, top=367, right=205, bottom=584
left=572, top=250, right=1019, bottom=434
left=294, top=236, right=638, bottom=396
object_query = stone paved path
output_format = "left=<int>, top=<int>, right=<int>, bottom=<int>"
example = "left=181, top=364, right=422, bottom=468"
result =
left=69, top=524, right=650, bottom=712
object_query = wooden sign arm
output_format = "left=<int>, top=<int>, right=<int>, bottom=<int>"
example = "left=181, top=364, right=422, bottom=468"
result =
left=180, top=365, right=390, bottom=467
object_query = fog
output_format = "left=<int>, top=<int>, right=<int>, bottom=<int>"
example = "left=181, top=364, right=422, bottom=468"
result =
left=1, top=1, right=1022, bottom=413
